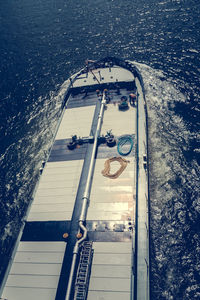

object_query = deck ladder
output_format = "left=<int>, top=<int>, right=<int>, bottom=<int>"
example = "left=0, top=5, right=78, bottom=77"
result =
left=73, top=241, right=93, bottom=300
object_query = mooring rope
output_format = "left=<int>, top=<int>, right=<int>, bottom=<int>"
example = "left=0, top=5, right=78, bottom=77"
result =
left=117, top=135, right=134, bottom=156
left=101, top=157, right=130, bottom=179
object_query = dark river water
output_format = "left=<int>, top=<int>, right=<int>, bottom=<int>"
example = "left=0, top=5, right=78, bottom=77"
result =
left=0, top=0, right=200, bottom=299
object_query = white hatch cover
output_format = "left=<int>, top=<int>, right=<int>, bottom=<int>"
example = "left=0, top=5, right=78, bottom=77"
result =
left=2, top=241, right=66, bottom=300
left=87, top=242, right=132, bottom=300
left=55, top=105, right=95, bottom=140
left=27, top=160, right=84, bottom=221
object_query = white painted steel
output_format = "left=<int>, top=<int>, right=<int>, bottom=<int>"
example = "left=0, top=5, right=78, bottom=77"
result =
left=93, top=253, right=131, bottom=265
left=17, top=241, right=65, bottom=252
left=2, top=288, right=57, bottom=300
left=2, top=242, right=66, bottom=300
left=14, top=251, right=64, bottom=264
left=91, top=265, right=131, bottom=278
left=87, top=157, right=135, bottom=221
left=91, top=241, right=132, bottom=253
left=10, top=263, right=62, bottom=276
left=27, top=211, right=72, bottom=221
left=88, top=242, right=132, bottom=300
left=86, top=91, right=136, bottom=221
left=6, top=275, right=59, bottom=288
left=101, top=97, right=136, bottom=137
left=55, top=105, right=95, bottom=140
left=27, top=160, right=83, bottom=221
left=89, top=277, right=130, bottom=292
left=73, top=67, right=134, bottom=88
left=88, top=291, right=130, bottom=300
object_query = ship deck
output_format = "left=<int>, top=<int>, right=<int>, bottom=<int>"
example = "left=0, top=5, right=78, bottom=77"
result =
left=1, top=63, right=149, bottom=300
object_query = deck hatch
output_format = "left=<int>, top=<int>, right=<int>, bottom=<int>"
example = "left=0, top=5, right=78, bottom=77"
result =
left=27, top=160, right=84, bottom=222
left=1, top=242, right=66, bottom=300
left=87, top=242, right=132, bottom=300
left=54, top=106, right=95, bottom=140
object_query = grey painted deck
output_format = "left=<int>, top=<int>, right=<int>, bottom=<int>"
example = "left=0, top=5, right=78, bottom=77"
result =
left=73, top=66, right=134, bottom=88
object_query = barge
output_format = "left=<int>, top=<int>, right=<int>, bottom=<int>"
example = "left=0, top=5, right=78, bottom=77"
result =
left=0, top=57, right=150, bottom=300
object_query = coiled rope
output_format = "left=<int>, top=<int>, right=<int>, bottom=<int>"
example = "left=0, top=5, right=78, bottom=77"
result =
left=101, top=157, right=130, bottom=179
left=117, top=135, right=133, bottom=156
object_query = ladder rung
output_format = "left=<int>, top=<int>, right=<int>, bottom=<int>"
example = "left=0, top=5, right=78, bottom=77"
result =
left=74, top=241, right=93, bottom=300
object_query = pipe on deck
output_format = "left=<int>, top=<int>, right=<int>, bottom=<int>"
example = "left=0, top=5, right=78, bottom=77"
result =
left=65, top=92, right=106, bottom=300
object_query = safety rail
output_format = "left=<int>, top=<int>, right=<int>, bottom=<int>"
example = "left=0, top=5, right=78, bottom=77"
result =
left=135, top=75, right=150, bottom=300
left=134, top=79, right=139, bottom=300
